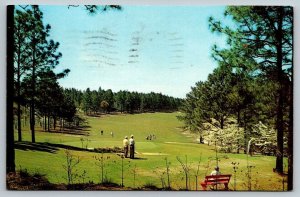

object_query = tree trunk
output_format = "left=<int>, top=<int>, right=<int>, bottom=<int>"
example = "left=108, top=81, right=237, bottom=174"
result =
left=287, top=84, right=293, bottom=190
left=54, top=116, right=56, bottom=130
left=237, top=127, right=240, bottom=154
left=24, top=107, right=27, bottom=126
left=287, top=36, right=293, bottom=190
left=44, top=115, right=46, bottom=131
left=275, top=8, right=284, bottom=173
left=17, top=40, right=22, bottom=142
left=60, top=118, right=63, bottom=131
left=30, top=103, right=35, bottom=143
left=30, top=37, right=36, bottom=143
left=275, top=84, right=284, bottom=173
left=243, top=111, right=249, bottom=154
left=17, top=103, right=22, bottom=141
left=7, top=5, right=16, bottom=173
left=62, top=119, right=64, bottom=131
left=47, top=113, right=50, bottom=132
left=237, top=108, right=241, bottom=125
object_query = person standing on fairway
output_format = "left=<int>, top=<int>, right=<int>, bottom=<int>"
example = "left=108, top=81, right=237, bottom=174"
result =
left=123, top=136, right=129, bottom=158
left=129, top=135, right=135, bottom=159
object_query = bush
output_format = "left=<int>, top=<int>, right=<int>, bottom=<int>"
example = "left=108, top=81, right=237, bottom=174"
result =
left=142, top=181, right=160, bottom=190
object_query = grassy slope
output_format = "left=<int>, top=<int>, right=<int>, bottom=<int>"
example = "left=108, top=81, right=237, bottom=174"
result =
left=14, top=112, right=287, bottom=191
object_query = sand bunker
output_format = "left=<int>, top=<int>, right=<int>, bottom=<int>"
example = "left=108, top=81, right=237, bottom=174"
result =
left=140, top=152, right=169, bottom=156
left=64, top=134, right=85, bottom=137
left=165, top=141, right=194, bottom=145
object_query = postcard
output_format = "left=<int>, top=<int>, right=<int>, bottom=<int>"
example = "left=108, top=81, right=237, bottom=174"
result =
left=6, top=4, right=293, bottom=191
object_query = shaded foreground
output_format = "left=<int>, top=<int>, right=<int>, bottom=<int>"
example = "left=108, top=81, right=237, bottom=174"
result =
left=7, top=171, right=232, bottom=191
left=7, top=171, right=159, bottom=191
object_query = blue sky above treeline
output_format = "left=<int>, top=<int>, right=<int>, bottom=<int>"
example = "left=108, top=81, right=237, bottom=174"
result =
left=40, top=5, right=228, bottom=98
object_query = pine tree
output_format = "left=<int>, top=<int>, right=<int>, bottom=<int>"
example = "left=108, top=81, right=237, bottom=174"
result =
left=209, top=5, right=293, bottom=180
left=20, top=6, right=62, bottom=142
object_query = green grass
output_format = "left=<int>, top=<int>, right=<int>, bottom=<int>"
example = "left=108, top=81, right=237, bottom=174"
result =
left=14, top=112, right=288, bottom=191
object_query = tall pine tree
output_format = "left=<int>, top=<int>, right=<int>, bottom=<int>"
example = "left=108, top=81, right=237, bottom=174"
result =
left=209, top=5, right=293, bottom=185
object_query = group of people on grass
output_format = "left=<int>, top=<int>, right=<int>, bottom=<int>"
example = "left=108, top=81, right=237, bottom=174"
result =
left=145, top=134, right=156, bottom=140
left=123, top=135, right=135, bottom=159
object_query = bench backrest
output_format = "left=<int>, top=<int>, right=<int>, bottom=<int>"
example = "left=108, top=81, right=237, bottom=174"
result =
left=204, top=174, right=231, bottom=183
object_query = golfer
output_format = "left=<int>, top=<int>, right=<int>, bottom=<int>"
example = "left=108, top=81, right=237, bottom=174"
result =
left=129, top=135, right=135, bottom=159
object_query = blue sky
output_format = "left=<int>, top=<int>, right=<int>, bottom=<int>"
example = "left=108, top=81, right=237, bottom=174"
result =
left=40, top=5, right=227, bottom=98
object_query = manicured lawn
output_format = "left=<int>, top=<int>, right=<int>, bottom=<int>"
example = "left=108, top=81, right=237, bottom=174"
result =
left=14, top=112, right=287, bottom=191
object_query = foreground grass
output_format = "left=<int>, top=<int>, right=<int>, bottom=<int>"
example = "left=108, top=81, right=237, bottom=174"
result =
left=14, top=112, right=287, bottom=191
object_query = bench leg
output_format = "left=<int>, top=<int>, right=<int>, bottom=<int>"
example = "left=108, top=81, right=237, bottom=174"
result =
left=201, top=183, right=207, bottom=191
left=224, top=183, right=229, bottom=190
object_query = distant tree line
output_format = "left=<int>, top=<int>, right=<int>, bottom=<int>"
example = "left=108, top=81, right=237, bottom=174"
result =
left=63, top=88, right=183, bottom=115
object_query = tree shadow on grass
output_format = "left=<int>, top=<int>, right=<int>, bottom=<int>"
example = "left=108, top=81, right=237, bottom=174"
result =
left=14, top=141, right=126, bottom=155
left=14, top=141, right=91, bottom=154
left=15, top=141, right=59, bottom=153
left=40, top=126, right=91, bottom=136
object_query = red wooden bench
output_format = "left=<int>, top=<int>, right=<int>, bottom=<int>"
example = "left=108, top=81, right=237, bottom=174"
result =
left=200, top=174, right=231, bottom=191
